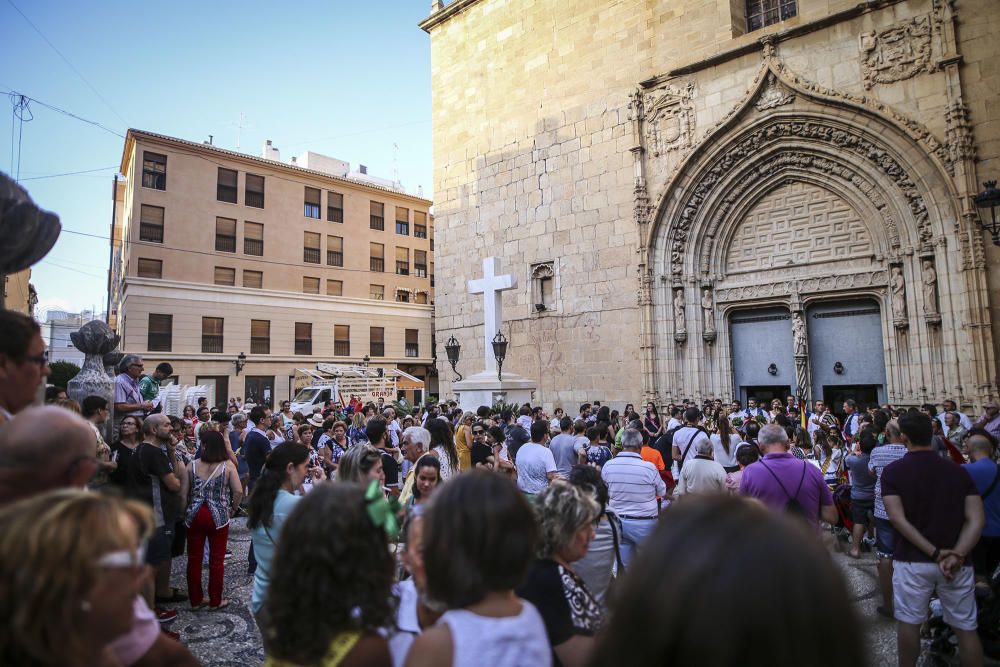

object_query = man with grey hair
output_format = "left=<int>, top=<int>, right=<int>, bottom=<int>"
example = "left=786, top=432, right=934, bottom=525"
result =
left=601, top=428, right=666, bottom=568
left=399, top=426, right=431, bottom=505
left=674, top=436, right=727, bottom=497
left=114, top=354, right=153, bottom=418
left=384, top=406, right=402, bottom=447
left=739, top=423, right=836, bottom=526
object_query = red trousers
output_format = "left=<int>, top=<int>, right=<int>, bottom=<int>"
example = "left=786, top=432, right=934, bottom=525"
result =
left=186, top=504, right=229, bottom=607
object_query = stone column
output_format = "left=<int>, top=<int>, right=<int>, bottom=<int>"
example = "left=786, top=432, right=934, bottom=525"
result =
left=792, top=310, right=810, bottom=405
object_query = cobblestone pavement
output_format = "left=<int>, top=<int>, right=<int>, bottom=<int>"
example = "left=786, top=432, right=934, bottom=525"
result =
left=167, top=519, right=902, bottom=666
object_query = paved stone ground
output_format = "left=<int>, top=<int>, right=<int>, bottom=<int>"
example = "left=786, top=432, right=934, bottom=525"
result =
left=167, top=519, right=902, bottom=666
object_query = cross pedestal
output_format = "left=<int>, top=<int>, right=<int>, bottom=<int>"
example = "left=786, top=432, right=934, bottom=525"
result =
left=452, top=257, right=537, bottom=411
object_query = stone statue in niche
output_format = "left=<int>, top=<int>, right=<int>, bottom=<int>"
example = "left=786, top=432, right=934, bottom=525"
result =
left=701, top=288, right=715, bottom=333
left=792, top=312, right=807, bottom=357
left=673, top=288, right=687, bottom=343
left=922, top=258, right=940, bottom=321
left=890, top=265, right=908, bottom=328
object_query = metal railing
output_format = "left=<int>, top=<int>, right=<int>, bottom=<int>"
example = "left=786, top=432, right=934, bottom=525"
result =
left=370, top=215, right=384, bottom=231
left=142, top=171, right=165, bottom=190
left=396, top=262, right=410, bottom=276
left=147, top=333, right=172, bottom=352
left=327, top=250, right=343, bottom=267
left=201, top=336, right=223, bottom=353
left=217, top=184, right=237, bottom=203
left=334, top=341, right=351, bottom=356
left=405, top=344, right=419, bottom=358
left=139, top=223, right=163, bottom=243
left=369, top=342, right=385, bottom=357
left=251, top=338, right=270, bottom=354
left=295, top=340, right=312, bottom=355
left=244, top=238, right=263, bottom=256
left=215, top=235, right=236, bottom=253
left=370, top=257, right=384, bottom=272
left=303, top=247, right=321, bottom=264
left=245, top=190, right=264, bottom=208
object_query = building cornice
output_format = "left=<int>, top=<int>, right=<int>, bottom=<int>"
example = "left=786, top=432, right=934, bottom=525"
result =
left=419, top=0, right=485, bottom=33
left=123, top=277, right=434, bottom=316
left=120, top=129, right=434, bottom=206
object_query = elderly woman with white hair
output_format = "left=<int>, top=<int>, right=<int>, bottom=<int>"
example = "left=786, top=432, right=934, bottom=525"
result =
left=516, top=480, right=603, bottom=667
left=399, top=426, right=432, bottom=505
left=674, top=437, right=727, bottom=497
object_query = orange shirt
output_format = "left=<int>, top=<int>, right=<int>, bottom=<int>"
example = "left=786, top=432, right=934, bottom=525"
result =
left=641, top=446, right=666, bottom=471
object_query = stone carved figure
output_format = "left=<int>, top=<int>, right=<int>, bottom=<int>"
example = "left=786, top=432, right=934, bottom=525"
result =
left=922, top=259, right=939, bottom=318
left=792, top=312, right=807, bottom=357
left=701, top=288, right=715, bottom=334
left=67, top=320, right=122, bottom=443
left=890, top=265, right=908, bottom=324
left=673, top=289, right=686, bottom=335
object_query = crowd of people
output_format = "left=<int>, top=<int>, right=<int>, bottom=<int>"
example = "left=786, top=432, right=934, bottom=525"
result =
left=2, top=307, right=1000, bottom=666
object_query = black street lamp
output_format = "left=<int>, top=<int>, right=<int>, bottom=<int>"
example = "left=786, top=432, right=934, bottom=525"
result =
left=974, top=180, right=1000, bottom=245
left=235, top=351, right=247, bottom=376
left=492, top=330, right=508, bottom=383
left=444, top=335, right=462, bottom=382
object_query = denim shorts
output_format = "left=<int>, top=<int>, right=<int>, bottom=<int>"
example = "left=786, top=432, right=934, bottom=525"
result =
left=874, top=516, right=895, bottom=559
left=146, top=524, right=175, bottom=566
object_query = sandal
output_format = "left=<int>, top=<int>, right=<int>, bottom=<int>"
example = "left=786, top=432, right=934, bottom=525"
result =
left=191, top=601, right=208, bottom=611
left=208, top=600, right=230, bottom=611
left=155, top=589, right=189, bottom=603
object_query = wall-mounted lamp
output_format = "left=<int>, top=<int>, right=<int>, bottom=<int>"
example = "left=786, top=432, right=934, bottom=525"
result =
left=534, top=303, right=547, bottom=312
left=833, top=361, right=845, bottom=375
left=235, top=351, right=247, bottom=376
left=492, top=330, right=508, bottom=383
left=767, top=363, right=778, bottom=376
left=444, top=335, right=462, bottom=382
left=973, top=180, right=1000, bottom=245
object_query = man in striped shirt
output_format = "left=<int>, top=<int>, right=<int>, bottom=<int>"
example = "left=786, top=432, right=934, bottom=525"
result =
left=601, top=428, right=666, bottom=568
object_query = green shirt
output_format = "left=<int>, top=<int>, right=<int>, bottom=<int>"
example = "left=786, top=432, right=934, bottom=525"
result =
left=138, top=375, right=160, bottom=401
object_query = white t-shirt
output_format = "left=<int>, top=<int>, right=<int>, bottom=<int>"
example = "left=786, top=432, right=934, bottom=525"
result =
left=440, top=601, right=552, bottom=667
left=673, top=426, right=710, bottom=466
left=515, top=443, right=557, bottom=494
left=710, top=433, right=742, bottom=468
left=666, top=417, right=682, bottom=431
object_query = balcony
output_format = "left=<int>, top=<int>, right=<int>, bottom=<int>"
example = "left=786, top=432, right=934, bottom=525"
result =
left=414, top=264, right=427, bottom=278
left=244, top=239, right=263, bottom=256
left=245, top=191, right=264, bottom=208
left=295, top=340, right=312, bottom=355
left=303, top=248, right=321, bottom=264
left=251, top=337, right=270, bottom=354
left=139, top=223, right=163, bottom=243
left=147, top=333, right=172, bottom=352
left=217, top=184, right=237, bottom=203
left=370, top=215, right=384, bottom=231
left=334, top=340, right=351, bottom=356
left=369, top=342, right=385, bottom=357
left=215, top=235, right=236, bottom=253
left=370, top=257, right=384, bottom=272
left=327, top=250, right=343, bottom=267
left=201, top=335, right=223, bottom=354
left=405, top=343, right=419, bottom=358
left=396, top=262, right=410, bottom=276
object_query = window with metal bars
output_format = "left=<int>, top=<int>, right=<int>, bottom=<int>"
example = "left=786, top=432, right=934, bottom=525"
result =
left=147, top=314, right=172, bottom=351
left=405, top=329, right=419, bottom=358
left=746, top=0, right=796, bottom=31
left=217, top=168, right=238, bottom=203
left=142, top=152, right=166, bottom=190
left=414, top=250, right=427, bottom=278
left=215, top=217, right=236, bottom=252
left=334, top=325, right=350, bottom=356
left=396, top=206, right=409, bottom=235
left=327, top=192, right=343, bottom=223
left=370, top=243, right=384, bottom=272
left=295, top=322, right=312, bottom=355
left=245, top=174, right=265, bottom=208
left=139, top=205, right=164, bottom=243
left=250, top=319, right=270, bottom=354
left=244, top=222, right=264, bottom=256
left=327, top=235, right=343, bottom=266
left=395, top=247, right=409, bottom=275
left=414, top=211, right=427, bottom=238
left=303, top=232, right=321, bottom=263
left=202, top=317, right=224, bottom=353
left=304, top=187, right=321, bottom=219
left=369, top=327, right=385, bottom=357
left=370, top=201, right=384, bottom=230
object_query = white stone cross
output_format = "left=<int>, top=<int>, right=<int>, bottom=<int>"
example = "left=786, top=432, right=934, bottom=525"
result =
left=468, top=257, right=517, bottom=377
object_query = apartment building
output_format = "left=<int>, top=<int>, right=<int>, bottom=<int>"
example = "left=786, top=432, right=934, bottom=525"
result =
left=109, top=129, right=435, bottom=407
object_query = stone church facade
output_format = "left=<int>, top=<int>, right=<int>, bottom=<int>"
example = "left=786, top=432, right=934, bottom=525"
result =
left=421, top=0, right=1000, bottom=413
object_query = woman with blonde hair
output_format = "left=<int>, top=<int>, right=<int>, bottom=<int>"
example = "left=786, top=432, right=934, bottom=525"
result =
left=337, top=444, right=385, bottom=486
left=0, top=489, right=153, bottom=667
left=454, top=412, right=476, bottom=471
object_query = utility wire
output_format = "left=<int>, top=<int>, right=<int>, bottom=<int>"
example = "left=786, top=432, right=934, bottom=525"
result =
left=20, top=165, right=118, bottom=181
left=0, top=88, right=124, bottom=139
left=6, top=0, right=129, bottom=128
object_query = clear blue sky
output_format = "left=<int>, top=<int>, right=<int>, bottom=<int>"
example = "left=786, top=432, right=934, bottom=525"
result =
left=0, top=0, right=433, bottom=317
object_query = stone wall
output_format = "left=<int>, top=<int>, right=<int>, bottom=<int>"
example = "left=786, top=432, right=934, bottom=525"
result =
left=423, top=0, right=1000, bottom=410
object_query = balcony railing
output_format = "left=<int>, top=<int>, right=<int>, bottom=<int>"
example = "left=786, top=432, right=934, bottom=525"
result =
left=328, top=207, right=343, bottom=223
left=142, top=171, right=165, bottom=190
left=369, top=342, right=385, bottom=357
left=414, top=264, right=427, bottom=278
left=245, top=190, right=264, bottom=208
left=244, top=239, right=263, bottom=256
left=147, top=333, right=172, bottom=352
left=334, top=340, right=351, bottom=356
left=414, top=225, right=427, bottom=239
left=201, top=335, right=223, bottom=354
left=396, top=262, right=410, bottom=276
left=370, top=257, right=384, bottom=272
left=139, top=223, right=163, bottom=243
left=327, top=250, right=343, bottom=267
left=405, top=344, right=419, bottom=358
left=215, top=235, right=236, bottom=253
left=217, top=184, right=237, bottom=203
left=250, top=337, right=270, bottom=354
left=295, top=340, right=312, bottom=355
left=370, top=215, right=384, bottom=231
left=303, top=247, right=321, bottom=264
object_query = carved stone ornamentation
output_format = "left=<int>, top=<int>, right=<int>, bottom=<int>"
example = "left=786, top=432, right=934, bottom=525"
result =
left=755, top=73, right=795, bottom=111
left=673, top=288, right=687, bottom=343
left=701, top=287, right=716, bottom=343
left=714, top=269, right=889, bottom=303
left=890, top=264, right=908, bottom=329
left=945, top=100, right=976, bottom=165
left=921, top=257, right=941, bottom=325
left=859, top=14, right=933, bottom=89
left=67, top=320, right=121, bottom=443
left=643, top=81, right=695, bottom=157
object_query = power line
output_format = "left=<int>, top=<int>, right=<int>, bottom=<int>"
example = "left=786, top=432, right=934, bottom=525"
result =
left=20, top=165, right=118, bottom=181
left=6, top=0, right=129, bottom=128
left=0, top=88, right=124, bottom=139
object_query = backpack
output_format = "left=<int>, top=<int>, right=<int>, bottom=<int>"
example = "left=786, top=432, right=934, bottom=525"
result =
left=760, top=460, right=810, bottom=518
left=660, top=424, right=684, bottom=448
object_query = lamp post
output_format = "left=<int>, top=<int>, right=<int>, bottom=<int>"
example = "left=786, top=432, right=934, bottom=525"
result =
left=444, top=335, right=462, bottom=382
left=235, top=351, right=247, bottom=376
left=973, top=180, right=1000, bottom=245
left=491, top=330, right=508, bottom=383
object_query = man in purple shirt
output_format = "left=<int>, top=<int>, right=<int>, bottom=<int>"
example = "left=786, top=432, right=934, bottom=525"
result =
left=740, top=424, right=837, bottom=526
